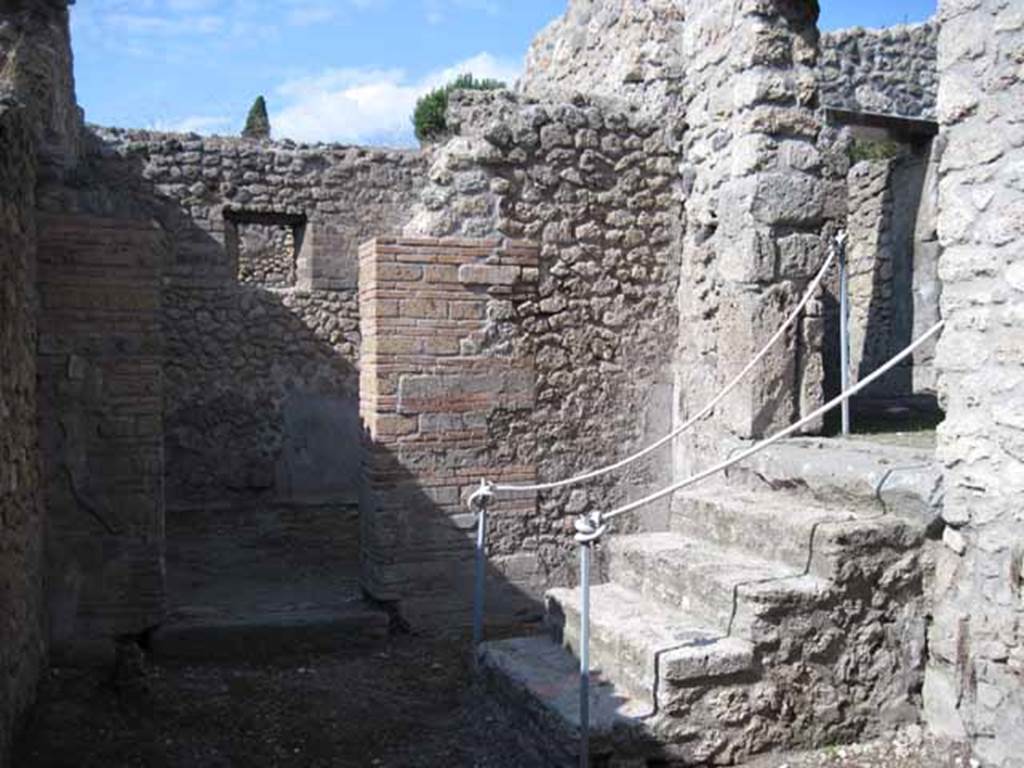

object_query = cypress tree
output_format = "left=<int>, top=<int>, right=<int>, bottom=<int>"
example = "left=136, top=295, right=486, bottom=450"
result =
left=242, top=96, right=271, bottom=140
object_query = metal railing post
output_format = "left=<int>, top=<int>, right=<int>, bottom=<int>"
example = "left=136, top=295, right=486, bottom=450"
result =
left=579, top=538, right=591, bottom=768
left=573, top=512, right=606, bottom=768
left=473, top=502, right=488, bottom=651
left=837, top=230, right=851, bottom=436
left=468, top=480, right=493, bottom=667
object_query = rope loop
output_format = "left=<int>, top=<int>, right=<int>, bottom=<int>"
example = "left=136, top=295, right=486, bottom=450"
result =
left=573, top=511, right=608, bottom=545
left=467, top=479, right=495, bottom=515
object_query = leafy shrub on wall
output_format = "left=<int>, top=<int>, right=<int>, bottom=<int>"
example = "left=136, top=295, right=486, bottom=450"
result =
left=412, top=73, right=505, bottom=144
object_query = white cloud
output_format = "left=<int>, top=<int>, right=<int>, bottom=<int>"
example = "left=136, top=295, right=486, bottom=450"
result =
left=104, top=12, right=225, bottom=36
left=151, top=114, right=233, bottom=134
left=423, top=0, right=501, bottom=25
left=271, top=51, right=520, bottom=146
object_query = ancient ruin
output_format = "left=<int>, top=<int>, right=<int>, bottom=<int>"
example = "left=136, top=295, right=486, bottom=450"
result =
left=1, top=0, right=1022, bottom=766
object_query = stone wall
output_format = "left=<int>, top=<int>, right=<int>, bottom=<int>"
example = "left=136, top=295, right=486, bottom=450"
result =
left=819, top=22, right=938, bottom=119
left=0, top=1, right=77, bottom=760
left=408, top=89, right=682, bottom=545
left=85, top=130, right=426, bottom=510
left=408, top=0, right=830, bottom=571
left=926, top=1, right=1024, bottom=765
left=0, top=0, right=81, bottom=177
left=0, top=98, right=44, bottom=768
left=673, top=0, right=826, bottom=475
left=358, top=237, right=542, bottom=625
left=519, top=0, right=686, bottom=112
left=844, top=147, right=941, bottom=400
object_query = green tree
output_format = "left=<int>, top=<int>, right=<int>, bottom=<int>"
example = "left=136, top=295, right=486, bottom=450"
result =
left=242, top=95, right=271, bottom=140
left=412, top=73, right=505, bottom=144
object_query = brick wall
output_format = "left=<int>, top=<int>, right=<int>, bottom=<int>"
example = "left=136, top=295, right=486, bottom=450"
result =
left=36, top=214, right=167, bottom=660
left=358, top=237, right=542, bottom=628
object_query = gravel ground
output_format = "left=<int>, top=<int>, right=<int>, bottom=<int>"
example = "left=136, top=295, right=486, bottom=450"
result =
left=13, top=635, right=973, bottom=768
left=14, top=635, right=531, bottom=768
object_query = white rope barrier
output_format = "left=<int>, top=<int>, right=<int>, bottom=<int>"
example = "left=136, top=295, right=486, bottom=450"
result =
left=601, top=319, right=945, bottom=523
left=489, top=240, right=840, bottom=494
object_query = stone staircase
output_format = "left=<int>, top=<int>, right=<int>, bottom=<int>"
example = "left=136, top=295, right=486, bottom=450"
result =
left=480, top=437, right=937, bottom=766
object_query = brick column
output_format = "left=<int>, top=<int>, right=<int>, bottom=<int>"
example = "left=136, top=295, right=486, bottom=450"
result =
left=358, top=237, right=540, bottom=628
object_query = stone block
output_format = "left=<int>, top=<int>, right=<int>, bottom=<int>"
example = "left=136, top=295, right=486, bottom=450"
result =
left=718, top=230, right=776, bottom=284
left=376, top=263, right=424, bottom=282
left=450, top=300, right=485, bottom=320
left=457, top=263, right=521, bottom=285
left=396, top=370, right=535, bottom=415
left=399, top=298, right=448, bottom=319
left=752, top=172, right=825, bottom=226
left=424, top=264, right=459, bottom=283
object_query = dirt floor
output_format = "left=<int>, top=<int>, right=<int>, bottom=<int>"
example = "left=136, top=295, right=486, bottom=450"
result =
left=13, top=635, right=973, bottom=768
left=13, top=635, right=533, bottom=768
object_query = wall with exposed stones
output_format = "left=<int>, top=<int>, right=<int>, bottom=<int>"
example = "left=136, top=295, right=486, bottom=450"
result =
left=926, top=1, right=1024, bottom=765
left=525, top=4, right=940, bottom=123
left=84, top=129, right=427, bottom=511
left=844, top=147, right=941, bottom=401
left=406, top=89, right=683, bottom=565
left=7, top=1, right=1024, bottom=763
left=0, top=97, right=44, bottom=768
left=404, top=0, right=830, bottom=587
left=0, top=0, right=81, bottom=185
left=673, top=0, right=826, bottom=476
left=819, top=22, right=939, bottom=119
left=519, top=0, right=686, bottom=112
left=0, top=0, right=78, bottom=760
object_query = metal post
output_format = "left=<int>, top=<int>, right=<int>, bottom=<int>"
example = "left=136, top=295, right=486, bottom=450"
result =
left=472, top=502, right=488, bottom=653
left=468, top=480, right=493, bottom=667
left=838, top=231, right=851, bottom=436
left=572, top=511, right=605, bottom=768
left=578, top=539, right=591, bottom=768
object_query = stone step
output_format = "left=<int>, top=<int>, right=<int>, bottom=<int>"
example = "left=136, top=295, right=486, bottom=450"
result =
left=670, top=484, right=922, bottom=579
left=151, top=601, right=390, bottom=661
left=545, top=583, right=755, bottom=708
left=606, top=531, right=830, bottom=636
left=478, top=635, right=656, bottom=766
left=730, top=436, right=941, bottom=524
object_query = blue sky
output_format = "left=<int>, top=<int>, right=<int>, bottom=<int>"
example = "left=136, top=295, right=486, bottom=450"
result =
left=70, top=1, right=937, bottom=147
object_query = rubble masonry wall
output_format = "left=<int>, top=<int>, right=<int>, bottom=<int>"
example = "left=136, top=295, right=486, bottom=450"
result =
left=406, top=89, right=683, bottom=564
left=926, top=1, right=1024, bottom=765
left=0, top=98, right=44, bottom=768
left=86, top=130, right=426, bottom=511
left=819, top=22, right=938, bottom=119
